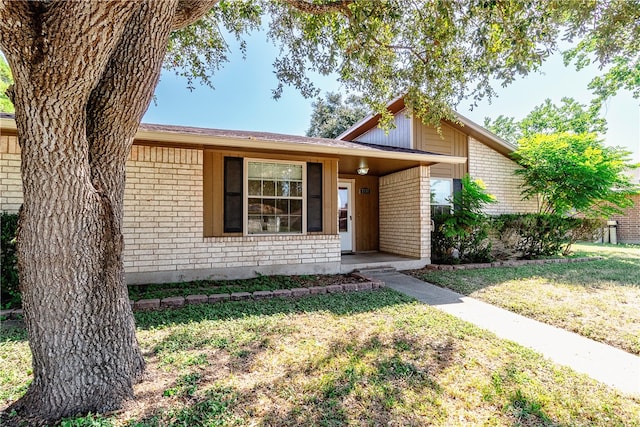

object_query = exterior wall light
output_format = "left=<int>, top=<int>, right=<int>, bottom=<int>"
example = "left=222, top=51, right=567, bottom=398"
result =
left=357, top=167, right=369, bottom=175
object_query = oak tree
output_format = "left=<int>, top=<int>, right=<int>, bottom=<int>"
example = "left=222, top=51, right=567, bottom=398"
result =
left=0, top=0, right=637, bottom=422
left=306, top=92, right=368, bottom=138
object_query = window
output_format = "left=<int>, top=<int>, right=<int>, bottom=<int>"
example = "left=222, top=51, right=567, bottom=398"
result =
left=430, top=178, right=462, bottom=217
left=246, top=160, right=305, bottom=234
left=430, top=178, right=453, bottom=217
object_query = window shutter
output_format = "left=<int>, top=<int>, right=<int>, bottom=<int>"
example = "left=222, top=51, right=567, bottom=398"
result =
left=224, top=157, right=243, bottom=233
left=307, top=163, right=323, bottom=232
left=453, top=178, right=462, bottom=212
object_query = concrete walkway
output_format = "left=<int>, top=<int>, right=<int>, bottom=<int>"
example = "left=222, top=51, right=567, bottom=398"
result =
left=363, top=269, right=640, bottom=396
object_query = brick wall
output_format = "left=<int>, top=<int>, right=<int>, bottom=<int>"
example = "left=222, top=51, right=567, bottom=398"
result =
left=1, top=142, right=341, bottom=283
left=0, top=135, right=22, bottom=213
left=379, top=166, right=431, bottom=259
left=610, top=194, right=640, bottom=243
left=468, top=138, right=538, bottom=215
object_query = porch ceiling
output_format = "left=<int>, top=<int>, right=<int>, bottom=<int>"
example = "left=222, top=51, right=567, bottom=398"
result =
left=338, top=154, right=428, bottom=176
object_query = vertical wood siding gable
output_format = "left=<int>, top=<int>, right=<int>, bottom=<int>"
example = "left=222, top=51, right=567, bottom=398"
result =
left=355, top=111, right=411, bottom=148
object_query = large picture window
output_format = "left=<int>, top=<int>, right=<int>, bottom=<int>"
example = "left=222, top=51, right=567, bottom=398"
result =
left=246, top=160, right=305, bottom=234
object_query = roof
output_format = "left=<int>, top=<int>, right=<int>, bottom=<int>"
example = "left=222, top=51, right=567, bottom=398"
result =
left=336, top=96, right=517, bottom=156
left=0, top=113, right=466, bottom=176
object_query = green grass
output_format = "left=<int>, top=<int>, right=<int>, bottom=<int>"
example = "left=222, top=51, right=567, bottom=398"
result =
left=410, top=242, right=640, bottom=354
left=2, top=289, right=639, bottom=426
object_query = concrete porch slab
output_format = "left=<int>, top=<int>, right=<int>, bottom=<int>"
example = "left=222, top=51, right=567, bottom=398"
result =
left=340, top=251, right=428, bottom=274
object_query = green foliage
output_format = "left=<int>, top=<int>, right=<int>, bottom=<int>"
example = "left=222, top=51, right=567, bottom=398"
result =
left=483, top=115, right=520, bottom=145
left=484, top=97, right=607, bottom=145
left=513, top=132, right=638, bottom=217
left=1, top=212, right=20, bottom=309
left=164, top=1, right=262, bottom=90
left=168, top=0, right=576, bottom=127
left=0, top=54, right=14, bottom=113
left=492, top=214, right=604, bottom=259
left=432, top=175, right=495, bottom=264
left=306, top=92, right=368, bottom=138
left=561, top=0, right=640, bottom=107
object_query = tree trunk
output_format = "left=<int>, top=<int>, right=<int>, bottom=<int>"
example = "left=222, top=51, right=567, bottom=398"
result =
left=0, top=0, right=204, bottom=421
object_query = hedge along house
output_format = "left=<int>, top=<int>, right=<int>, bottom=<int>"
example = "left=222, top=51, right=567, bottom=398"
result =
left=338, top=97, right=538, bottom=223
left=0, top=113, right=465, bottom=284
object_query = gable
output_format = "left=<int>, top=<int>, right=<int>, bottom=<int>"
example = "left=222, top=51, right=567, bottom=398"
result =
left=355, top=110, right=411, bottom=148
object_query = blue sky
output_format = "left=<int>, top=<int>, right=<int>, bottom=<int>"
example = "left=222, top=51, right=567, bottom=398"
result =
left=144, top=30, right=640, bottom=162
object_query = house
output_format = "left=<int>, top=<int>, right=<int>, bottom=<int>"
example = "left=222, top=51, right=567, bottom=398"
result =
left=337, top=97, right=537, bottom=217
left=609, top=169, right=640, bottom=243
left=0, top=102, right=532, bottom=284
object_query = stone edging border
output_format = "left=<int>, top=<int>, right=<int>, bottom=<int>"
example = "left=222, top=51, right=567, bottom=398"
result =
left=424, top=256, right=603, bottom=271
left=0, top=275, right=384, bottom=320
left=132, top=273, right=384, bottom=312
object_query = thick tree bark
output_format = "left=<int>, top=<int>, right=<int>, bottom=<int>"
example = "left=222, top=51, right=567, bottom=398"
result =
left=0, top=0, right=214, bottom=422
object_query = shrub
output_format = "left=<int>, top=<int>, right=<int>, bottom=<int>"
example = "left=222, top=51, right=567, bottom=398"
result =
left=431, top=175, right=495, bottom=264
left=1, top=212, right=20, bottom=309
left=491, top=213, right=604, bottom=259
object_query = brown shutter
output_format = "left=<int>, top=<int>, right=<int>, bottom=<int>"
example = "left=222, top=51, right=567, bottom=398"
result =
left=307, top=162, right=323, bottom=232
left=224, top=157, right=243, bottom=233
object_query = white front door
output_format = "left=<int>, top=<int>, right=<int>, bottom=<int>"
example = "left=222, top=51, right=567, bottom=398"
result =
left=338, top=181, right=354, bottom=252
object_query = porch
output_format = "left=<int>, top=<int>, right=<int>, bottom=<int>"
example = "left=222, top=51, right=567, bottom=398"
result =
left=339, top=251, right=428, bottom=274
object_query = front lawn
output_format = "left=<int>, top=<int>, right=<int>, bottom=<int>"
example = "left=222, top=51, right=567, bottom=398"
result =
left=2, top=290, right=639, bottom=426
left=410, top=243, right=640, bottom=355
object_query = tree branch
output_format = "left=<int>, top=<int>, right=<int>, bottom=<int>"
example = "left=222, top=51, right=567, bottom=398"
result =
left=171, top=0, right=219, bottom=30
left=285, top=0, right=353, bottom=15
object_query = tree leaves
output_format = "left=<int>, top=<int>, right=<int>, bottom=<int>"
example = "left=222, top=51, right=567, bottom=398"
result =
left=306, top=92, right=368, bottom=138
left=513, top=132, right=637, bottom=217
left=484, top=97, right=607, bottom=145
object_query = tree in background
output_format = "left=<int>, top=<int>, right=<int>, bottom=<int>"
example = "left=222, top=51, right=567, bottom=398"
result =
left=0, top=0, right=638, bottom=422
left=513, top=132, right=637, bottom=217
left=484, top=97, right=608, bottom=145
left=0, top=55, right=13, bottom=113
left=306, top=92, right=368, bottom=138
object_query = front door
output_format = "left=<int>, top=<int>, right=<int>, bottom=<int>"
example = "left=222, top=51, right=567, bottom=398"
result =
left=338, top=181, right=354, bottom=252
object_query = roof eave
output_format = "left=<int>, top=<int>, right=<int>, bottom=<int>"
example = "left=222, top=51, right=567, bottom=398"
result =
left=136, top=128, right=466, bottom=165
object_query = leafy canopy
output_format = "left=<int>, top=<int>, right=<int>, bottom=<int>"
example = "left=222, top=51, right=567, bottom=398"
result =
left=562, top=0, right=640, bottom=108
left=513, top=132, right=637, bottom=217
left=306, top=92, right=368, bottom=138
left=168, top=0, right=572, bottom=127
left=484, top=97, right=607, bottom=145
left=165, top=1, right=638, bottom=128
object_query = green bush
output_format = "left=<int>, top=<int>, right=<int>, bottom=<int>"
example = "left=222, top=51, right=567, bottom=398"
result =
left=1, top=212, right=20, bottom=309
left=491, top=214, right=604, bottom=259
left=431, top=175, right=495, bottom=264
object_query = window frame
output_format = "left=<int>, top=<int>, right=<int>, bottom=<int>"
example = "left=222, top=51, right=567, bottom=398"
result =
left=430, top=177, right=454, bottom=217
left=243, top=158, right=307, bottom=236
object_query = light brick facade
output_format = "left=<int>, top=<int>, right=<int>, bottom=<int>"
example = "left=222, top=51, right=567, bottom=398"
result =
left=1, top=140, right=341, bottom=283
left=0, top=135, right=22, bottom=213
left=610, top=194, right=640, bottom=244
left=379, top=166, right=431, bottom=260
left=467, top=137, right=538, bottom=215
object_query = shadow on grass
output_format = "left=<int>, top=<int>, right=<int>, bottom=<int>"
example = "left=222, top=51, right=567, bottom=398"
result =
left=0, top=290, right=413, bottom=345
left=134, top=289, right=414, bottom=330
left=131, top=331, right=459, bottom=426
